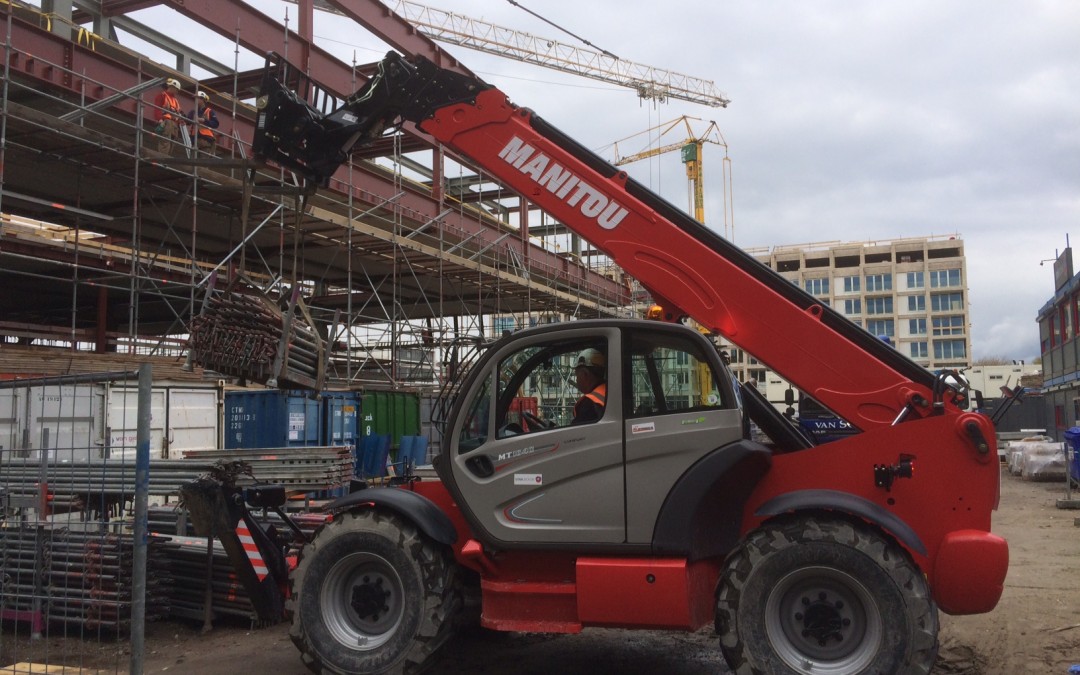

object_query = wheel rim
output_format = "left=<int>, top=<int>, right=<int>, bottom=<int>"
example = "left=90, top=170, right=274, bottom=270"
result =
left=764, top=565, right=883, bottom=674
left=320, top=551, right=405, bottom=651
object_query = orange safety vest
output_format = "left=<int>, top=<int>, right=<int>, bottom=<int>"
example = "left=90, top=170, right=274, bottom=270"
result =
left=193, top=107, right=215, bottom=139
left=158, top=92, right=181, bottom=121
left=574, top=382, right=607, bottom=418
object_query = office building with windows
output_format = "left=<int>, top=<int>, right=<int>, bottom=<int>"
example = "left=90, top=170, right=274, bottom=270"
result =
left=729, top=235, right=971, bottom=393
left=1037, top=246, right=1080, bottom=438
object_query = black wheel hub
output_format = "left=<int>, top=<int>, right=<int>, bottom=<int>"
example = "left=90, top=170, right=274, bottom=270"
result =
left=350, top=576, right=391, bottom=622
left=795, top=591, right=851, bottom=646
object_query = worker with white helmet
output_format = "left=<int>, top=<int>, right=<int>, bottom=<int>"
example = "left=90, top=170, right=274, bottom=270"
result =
left=571, top=347, right=607, bottom=425
left=188, top=90, right=219, bottom=153
left=152, top=77, right=185, bottom=156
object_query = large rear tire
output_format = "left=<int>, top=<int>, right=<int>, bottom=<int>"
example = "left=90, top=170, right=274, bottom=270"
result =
left=289, top=509, right=461, bottom=674
left=716, top=517, right=938, bottom=675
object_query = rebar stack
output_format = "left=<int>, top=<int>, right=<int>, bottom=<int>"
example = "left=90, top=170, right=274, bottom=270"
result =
left=188, top=289, right=325, bottom=390
left=0, top=527, right=172, bottom=632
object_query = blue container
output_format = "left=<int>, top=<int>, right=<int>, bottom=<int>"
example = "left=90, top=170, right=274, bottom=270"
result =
left=1065, top=426, right=1080, bottom=483
left=321, top=391, right=359, bottom=447
left=224, top=390, right=321, bottom=449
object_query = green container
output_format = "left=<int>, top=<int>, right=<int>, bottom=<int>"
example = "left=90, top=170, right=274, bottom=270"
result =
left=360, top=390, right=421, bottom=450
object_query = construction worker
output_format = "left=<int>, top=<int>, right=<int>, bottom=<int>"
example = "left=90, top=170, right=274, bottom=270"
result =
left=153, top=78, right=184, bottom=155
left=188, top=90, right=219, bottom=153
left=571, top=348, right=607, bottom=425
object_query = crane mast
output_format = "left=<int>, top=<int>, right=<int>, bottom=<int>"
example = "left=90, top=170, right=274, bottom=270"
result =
left=612, top=116, right=732, bottom=239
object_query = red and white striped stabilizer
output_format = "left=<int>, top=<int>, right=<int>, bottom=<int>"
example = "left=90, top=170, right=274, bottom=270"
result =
left=236, top=520, right=269, bottom=582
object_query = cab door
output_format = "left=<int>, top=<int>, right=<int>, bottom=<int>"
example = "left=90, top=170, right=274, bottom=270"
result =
left=447, top=327, right=625, bottom=545
left=621, top=328, right=744, bottom=544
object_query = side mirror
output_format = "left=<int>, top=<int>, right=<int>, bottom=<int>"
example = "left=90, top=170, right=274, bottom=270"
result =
left=784, top=388, right=795, bottom=406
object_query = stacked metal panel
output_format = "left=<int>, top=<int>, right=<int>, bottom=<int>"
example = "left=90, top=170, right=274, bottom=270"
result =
left=0, top=527, right=172, bottom=632
left=181, top=447, right=355, bottom=491
left=154, top=534, right=255, bottom=621
left=144, top=506, right=329, bottom=623
left=2, top=446, right=354, bottom=499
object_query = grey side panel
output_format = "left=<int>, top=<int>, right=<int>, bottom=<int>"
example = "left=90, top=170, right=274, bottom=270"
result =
left=754, top=489, right=927, bottom=556
left=326, top=487, right=457, bottom=546
left=651, top=440, right=773, bottom=560
left=624, top=408, right=745, bottom=543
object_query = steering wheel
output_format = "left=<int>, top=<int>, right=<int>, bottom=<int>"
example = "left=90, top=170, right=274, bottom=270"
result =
left=522, top=410, right=555, bottom=431
left=499, top=421, right=523, bottom=437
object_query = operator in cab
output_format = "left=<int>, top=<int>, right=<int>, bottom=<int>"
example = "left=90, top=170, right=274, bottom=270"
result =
left=571, top=348, right=607, bottom=425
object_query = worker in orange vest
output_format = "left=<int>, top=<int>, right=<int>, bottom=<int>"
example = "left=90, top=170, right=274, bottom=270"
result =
left=188, top=90, right=219, bottom=153
left=153, top=78, right=185, bottom=155
left=571, top=348, right=607, bottom=425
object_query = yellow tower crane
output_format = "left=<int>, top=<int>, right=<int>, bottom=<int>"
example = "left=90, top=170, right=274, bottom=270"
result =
left=613, top=117, right=734, bottom=405
left=611, top=116, right=734, bottom=240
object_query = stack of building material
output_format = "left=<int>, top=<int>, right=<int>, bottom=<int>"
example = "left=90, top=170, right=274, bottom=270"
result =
left=188, top=288, right=325, bottom=390
left=1007, top=436, right=1066, bottom=481
left=181, top=447, right=354, bottom=492
left=0, top=527, right=172, bottom=632
left=146, top=507, right=329, bottom=624
left=147, top=504, right=328, bottom=541
left=154, top=534, right=255, bottom=621
left=2, top=446, right=353, bottom=500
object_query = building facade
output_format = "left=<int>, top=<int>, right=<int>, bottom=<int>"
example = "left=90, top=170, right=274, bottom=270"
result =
left=728, top=235, right=972, bottom=395
left=1037, top=247, right=1080, bottom=439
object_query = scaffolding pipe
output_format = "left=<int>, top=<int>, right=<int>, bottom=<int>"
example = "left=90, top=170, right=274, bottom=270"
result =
left=130, top=362, right=151, bottom=675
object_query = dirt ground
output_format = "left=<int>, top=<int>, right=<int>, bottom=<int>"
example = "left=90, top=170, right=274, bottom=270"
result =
left=3, top=466, right=1080, bottom=674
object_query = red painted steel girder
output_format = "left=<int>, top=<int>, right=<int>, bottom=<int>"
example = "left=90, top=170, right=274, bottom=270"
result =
left=321, top=0, right=471, bottom=74
left=161, top=0, right=356, bottom=96
left=101, top=0, right=166, bottom=15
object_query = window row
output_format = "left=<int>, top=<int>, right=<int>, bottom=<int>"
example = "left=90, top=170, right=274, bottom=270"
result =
left=907, top=316, right=965, bottom=336
left=908, top=339, right=967, bottom=360
left=807, top=271, right=964, bottom=299
left=841, top=294, right=965, bottom=317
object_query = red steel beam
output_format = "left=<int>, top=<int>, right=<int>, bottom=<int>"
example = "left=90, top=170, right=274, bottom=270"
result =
left=162, top=0, right=356, bottom=96
left=322, top=0, right=472, bottom=75
left=101, top=0, right=166, bottom=15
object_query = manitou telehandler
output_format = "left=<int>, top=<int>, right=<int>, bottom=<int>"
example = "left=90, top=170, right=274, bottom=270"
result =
left=241, top=51, right=1007, bottom=675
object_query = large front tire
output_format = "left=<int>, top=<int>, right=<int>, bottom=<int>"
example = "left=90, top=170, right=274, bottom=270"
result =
left=289, top=509, right=460, bottom=674
left=716, top=517, right=938, bottom=675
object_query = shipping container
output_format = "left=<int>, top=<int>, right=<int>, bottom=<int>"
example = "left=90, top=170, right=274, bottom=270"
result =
left=0, top=381, right=221, bottom=461
left=359, top=390, right=421, bottom=448
left=321, top=391, right=359, bottom=447
left=224, top=389, right=320, bottom=449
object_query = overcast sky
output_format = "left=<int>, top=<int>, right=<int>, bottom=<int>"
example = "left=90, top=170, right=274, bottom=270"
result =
left=122, top=0, right=1079, bottom=362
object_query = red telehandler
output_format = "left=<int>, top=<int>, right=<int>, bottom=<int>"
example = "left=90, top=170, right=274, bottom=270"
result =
left=238, top=51, right=1007, bottom=674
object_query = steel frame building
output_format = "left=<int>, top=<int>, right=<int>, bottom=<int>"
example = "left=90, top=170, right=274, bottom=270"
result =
left=0, top=0, right=632, bottom=388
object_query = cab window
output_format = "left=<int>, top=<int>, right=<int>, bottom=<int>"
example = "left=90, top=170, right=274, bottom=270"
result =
left=627, top=331, right=732, bottom=418
left=489, top=337, right=607, bottom=439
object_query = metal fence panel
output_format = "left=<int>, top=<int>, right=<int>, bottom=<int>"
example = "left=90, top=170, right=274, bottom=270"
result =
left=0, top=370, right=152, bottom=674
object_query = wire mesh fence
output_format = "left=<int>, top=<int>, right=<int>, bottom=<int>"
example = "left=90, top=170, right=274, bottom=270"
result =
left=0, top=368, right=153, bottom=673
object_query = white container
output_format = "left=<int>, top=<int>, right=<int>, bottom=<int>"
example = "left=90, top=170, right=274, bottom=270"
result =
left=0, top=380, right=221, bottom=462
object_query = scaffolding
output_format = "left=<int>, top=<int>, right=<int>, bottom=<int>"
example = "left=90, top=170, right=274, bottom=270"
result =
left=0, top=0, right=633, bottom=390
